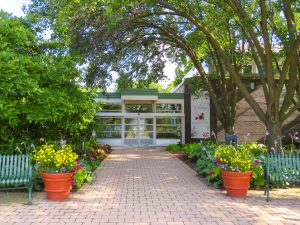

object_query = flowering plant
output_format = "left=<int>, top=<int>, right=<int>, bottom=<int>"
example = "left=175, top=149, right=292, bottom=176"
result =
left=210, top=144, right=265, bottom=188
left=214, top=145, right=254, bottom=172
left=36, top=144, right=78, bottom=173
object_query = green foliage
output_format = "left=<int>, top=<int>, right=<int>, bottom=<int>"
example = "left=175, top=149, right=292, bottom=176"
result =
left=72, top=159, right=98, bottom=190
left=0, top=11, right=100, bottom=153
left=182, top=143, right=201, bottom=154
left=251, top=163, right=265, bottom=188
left=24, top=0, right=300, bottom=152
left=165, top=144, right=182, bottom=152
left=185, top=76, right=207, bottom=96
left=188, top=142, right=215, bottom=159
left=238, top=142, right=267, bottom=157
left=239, top=142, right=266, bottom=188
left=73, top=168, right=88, bottom=189
left=190, top=142, right=222, bottom=188
left=32, top=167, right=44, bottom=191
left=174, top=60, right=194, bottom=86
left=170, top=141, right=266, bottom=189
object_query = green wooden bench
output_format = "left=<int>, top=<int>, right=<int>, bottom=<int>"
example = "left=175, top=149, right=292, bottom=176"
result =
left=265, top=153, right=300, bottom=201
left=0, top=155, right=33, bottom=204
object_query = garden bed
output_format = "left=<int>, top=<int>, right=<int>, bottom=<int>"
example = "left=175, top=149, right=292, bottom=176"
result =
left=165, top=142, right=300, bottom=191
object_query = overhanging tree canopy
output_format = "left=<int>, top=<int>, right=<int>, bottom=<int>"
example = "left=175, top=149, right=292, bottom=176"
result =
left=26, top=0, right=300, bottom=151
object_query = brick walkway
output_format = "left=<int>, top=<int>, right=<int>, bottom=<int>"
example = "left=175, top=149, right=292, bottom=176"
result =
left=0, top=147, right=299, bottom=225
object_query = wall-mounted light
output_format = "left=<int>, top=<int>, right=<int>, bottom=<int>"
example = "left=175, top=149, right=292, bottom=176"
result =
left=250, top=82, right=255, bottom=90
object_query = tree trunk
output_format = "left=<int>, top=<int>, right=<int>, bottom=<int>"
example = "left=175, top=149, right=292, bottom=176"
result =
left=224, top=122, right=234, bottom=135
left=266, top=120, right=282, bottom=153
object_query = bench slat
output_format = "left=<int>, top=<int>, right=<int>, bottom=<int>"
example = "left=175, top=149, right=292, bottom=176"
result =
left=289, top=154, right=295, bottom=182
left=0, top=155, right=31, bottom=181
left=16, top=155, right=21, bottom=184
left=12, top=156, right=17, bottom=184
left=0, top=154, right=33, bottom=204
left=266, top=153, right=300, bottom=201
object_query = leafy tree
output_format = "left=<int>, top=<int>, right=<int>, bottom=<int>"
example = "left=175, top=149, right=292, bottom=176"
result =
left=25, top=0, right=241, bottom=135
left=0, top=11, right=99, bottom=152
left=25, top=1, right=300, bottom=151
left=174, top=59, right=194, bottom=87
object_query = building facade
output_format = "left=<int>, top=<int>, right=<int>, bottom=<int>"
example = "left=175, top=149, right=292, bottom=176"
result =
left=96, top=80, right=299, bottom=146
left=95, top=89, right=186, bottom=146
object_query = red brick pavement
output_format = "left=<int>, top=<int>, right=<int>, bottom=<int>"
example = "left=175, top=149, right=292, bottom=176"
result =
left=0, top=147, right=299, bottom=225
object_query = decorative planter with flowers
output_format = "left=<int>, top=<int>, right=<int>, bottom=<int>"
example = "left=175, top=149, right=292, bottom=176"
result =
left=214, top=145, right=261, bottom=198
left=37, top=144, right=78, bottom=201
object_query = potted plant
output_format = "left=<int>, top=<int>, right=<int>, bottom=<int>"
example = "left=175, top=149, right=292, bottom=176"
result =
left=36, top=144, right=78, bottom=201
left=213, top=144, right=260, bottom=198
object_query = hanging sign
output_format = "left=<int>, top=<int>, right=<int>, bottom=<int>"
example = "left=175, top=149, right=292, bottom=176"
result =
left=191, top=92, right=210, bottom=138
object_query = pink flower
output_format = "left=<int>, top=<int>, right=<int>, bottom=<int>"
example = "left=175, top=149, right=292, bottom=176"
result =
left=255, top=159, right=260, bottom=165
left=209, top=171, right=213, bottom=177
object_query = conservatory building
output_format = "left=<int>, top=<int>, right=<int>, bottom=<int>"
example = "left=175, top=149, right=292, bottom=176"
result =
left=95, top=89, right=186, bottom=146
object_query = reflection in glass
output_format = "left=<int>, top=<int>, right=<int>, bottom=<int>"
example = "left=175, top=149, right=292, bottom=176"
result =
left=156, top=117, right=181, bottom=139
left=102, top=103, right=122, bottom=112
left=125, top=104, right=153, bottom=113
left=99, top=117, right=122, bottom=138
left=156, top=104, right=182, bottom=113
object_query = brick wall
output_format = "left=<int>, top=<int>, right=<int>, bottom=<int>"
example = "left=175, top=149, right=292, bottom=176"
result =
left=216, top=85, right=300, bottom=144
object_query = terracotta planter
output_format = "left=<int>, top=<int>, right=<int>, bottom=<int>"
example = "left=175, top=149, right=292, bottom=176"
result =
left=41, top=172, right=73, bottom=201
left=221, top=170, right=252, bottom=198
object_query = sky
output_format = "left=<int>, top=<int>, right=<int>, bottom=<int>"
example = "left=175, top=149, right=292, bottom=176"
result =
left=0, top=0, right=177, bottom=90
left=0, top=0, right=29, bottom=17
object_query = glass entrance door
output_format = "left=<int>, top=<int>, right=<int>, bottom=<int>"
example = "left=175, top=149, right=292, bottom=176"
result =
left=139, top=118, right=153, bottom=145
left=124, top=117, right=154, bottom=146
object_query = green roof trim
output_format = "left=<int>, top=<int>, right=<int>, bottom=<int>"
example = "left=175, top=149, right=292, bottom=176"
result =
left=96, top=92, right=121, bottom=99
left=95, top=89, right=184, bottom=100
left=158, top=93, right=184, bottom=99
left=120, top=88, right=158, bottom=96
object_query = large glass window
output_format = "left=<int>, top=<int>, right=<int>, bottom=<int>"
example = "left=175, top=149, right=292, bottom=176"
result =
left=125, top=104, right=153, bottom=113
left=139, top=118, right=153, bottom=140
left=156, top=118, right=181, bottom=139
left=124, top=118, right=154, bottom=139
left=98, top=118, right=121, bottom=138
left=125, top=118, right=138, bottom=138
left=156, top=104, right=182, bottom=113
left=101, top=103, right=122, bottom=112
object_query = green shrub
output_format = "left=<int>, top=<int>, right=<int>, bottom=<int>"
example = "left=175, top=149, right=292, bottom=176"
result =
left=165, top=144, right=182, bottom=152
left=182, top=143, right=201, bottom=154
left=191, top=142, right=266, bottom=189
left=167, top=141, right=266, bottom=189
left=238, top=142, right=266, bottom=188
left=73, top=168, right=88, bottom=189
left=238, top=142, right=267, bottom=157
left=191, top=142, right=221, bottom=188
left=72, top=159, right=98, bottom=190
left=188, top=142, right=215, bottom=160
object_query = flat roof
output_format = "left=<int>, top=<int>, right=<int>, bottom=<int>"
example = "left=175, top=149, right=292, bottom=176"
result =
left=95, top=89, right=184, bottom=100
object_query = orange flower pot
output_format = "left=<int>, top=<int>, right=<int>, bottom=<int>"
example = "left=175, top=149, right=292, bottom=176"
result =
left=221, top=170, right=252, bottom=198
left=41, top=172, right=73, bottom=201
